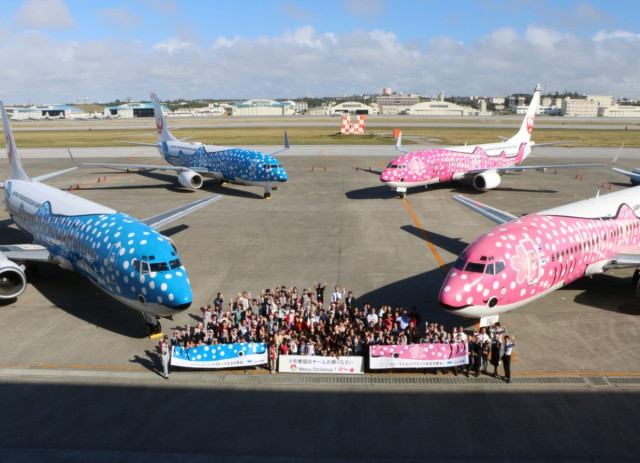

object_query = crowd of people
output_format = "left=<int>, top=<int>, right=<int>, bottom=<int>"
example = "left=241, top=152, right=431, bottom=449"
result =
left=167, top=282, right=515, bottom=379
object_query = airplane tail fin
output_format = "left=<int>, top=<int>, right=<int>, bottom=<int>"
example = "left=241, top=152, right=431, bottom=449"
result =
left=1, top=101, right=31, bottom=182
left=509, top=83, right=541, bottom=144
left=150, top=92, right=177, bottom=143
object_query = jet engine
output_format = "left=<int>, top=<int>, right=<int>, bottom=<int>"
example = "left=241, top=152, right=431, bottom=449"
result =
left=177, top=171, right=203, bottom=189
left=473, top=170, right=502, bottom=190
left=0, top=254, right=27, bottom=299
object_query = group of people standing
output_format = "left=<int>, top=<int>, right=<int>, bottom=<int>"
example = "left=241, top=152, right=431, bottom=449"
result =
left=156, top=282, right=516, bottom=381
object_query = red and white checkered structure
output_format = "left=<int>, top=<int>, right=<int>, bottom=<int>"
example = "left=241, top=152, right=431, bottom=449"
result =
left=340, top=114, right=366, bottom=135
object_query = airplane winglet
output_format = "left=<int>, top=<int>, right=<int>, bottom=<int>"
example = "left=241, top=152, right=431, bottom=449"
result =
left=266, top=131, right=290, bottom=156
left=608, top=143, right=624, bottom=166
left=395, top=131, right=409, bottom=154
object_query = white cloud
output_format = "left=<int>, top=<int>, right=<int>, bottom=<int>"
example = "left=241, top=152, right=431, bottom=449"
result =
left=1, top=23, right=640, bottom=104
left=14, top=0, right=75, bottom=30
left=152, top=37, right=195, bottom=53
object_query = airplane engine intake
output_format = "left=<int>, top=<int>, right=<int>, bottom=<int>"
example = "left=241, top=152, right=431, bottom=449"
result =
left=473, top=170, right=502, bottom=190
left=0, top=255, right=27, bottom=299
left=178, top=171, right=203, bottom=189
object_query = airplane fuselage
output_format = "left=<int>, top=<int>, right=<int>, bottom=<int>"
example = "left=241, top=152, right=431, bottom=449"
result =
left=439, top=186, right=640, bottom=317
left=159, top=141, right=288, bottom=187
left=4, top=179, right=192, bottom=317
left=380, top=141, right=531, bottom=190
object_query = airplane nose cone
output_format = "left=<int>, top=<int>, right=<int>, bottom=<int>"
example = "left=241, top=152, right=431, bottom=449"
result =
left=438, top=282, right=468, bottom=311
left=278, top=170, right=288, bottom=182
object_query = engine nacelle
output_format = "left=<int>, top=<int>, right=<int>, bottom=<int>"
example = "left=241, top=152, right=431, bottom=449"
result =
left=177, top=171, right=203, bottom=189
left=473, top=170, right=502, bottom=190
left=0, top=254, right=27, bottom=299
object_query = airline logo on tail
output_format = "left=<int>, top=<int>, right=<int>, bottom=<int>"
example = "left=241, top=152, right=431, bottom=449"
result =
left=5, top=134, right=11, bottom=163
left=526, top=114, right=534, bottom=134
left=156, top=114, right=163, bottom=135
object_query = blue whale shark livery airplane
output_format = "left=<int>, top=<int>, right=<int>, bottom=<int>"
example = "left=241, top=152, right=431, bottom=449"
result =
left=73, top=92, right=289, bottom=199
left=1, top=100, right=221, bottom=335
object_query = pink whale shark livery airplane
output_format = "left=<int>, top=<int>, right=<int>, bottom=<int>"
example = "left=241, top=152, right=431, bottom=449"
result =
left=438, top=187, right=640, bottom=318
left=380, top=84, right=602, bottom=198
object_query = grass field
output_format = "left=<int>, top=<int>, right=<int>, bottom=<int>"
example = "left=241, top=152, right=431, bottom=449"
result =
left=6, top=122, right=640, bottom=148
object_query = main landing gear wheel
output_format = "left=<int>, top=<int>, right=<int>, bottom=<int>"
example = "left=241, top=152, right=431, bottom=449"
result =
left=145, top=321, right=162, bottom=336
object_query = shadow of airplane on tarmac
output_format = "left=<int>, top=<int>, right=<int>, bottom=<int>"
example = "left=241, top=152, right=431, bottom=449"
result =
left=28, top=264, right=145, bottom=337
left=400, top=224, right=469, bottom=256
left=571, top=273, right=640, bottom=316
left=356, top=266, right=463, bottom=328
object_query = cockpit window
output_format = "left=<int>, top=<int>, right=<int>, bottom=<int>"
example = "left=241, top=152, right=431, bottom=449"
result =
left=485, top=263, right=495, bottom=275
left=131, top=258, right=175, bottom=274
left=387, top=163, right=399, bottom=168
left=140, top=261, right=151, bottom=274
left=495, top=261, right=505, bottom=273
left=149, top=262, right=169, bottom=272
left=464, top=262, right=485, bottom=273
left=453, top=257, right=466, bottom=270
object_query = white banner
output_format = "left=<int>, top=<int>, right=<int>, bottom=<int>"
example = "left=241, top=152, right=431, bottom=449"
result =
left=278, top=355, right=364, bottom=374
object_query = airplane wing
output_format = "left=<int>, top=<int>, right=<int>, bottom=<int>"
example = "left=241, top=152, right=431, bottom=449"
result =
left=0, top=244, right=52, bottom=262
left=607, top=249, right=640, bottom=268
left=612, top=167, right=640, bottom=183
left=123, top=141, right=159, bottom=147
left=466, top=162, right=606, bottom=175
left=531, top=140, right=580, bottom=148
left=142, top=194, right=222, bottom=230
left=67, top=149, right=209, bottom=174
left=0, top=166, right=78, bottom=189
left=452, top=195, right=518, bottom=225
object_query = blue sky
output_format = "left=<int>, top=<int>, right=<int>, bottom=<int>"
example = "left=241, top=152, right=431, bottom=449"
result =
left=0, top=0, right=638, bottom=104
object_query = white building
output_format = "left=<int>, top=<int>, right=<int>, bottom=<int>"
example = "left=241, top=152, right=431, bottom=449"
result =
left=327, top=101, right=378, bottom=115
left=562, top=98, right=599, bottom=117
left=598, top=105, right=640, bottom=117
left=407, top=101, right=474, bottom=116
left=230, top=99, right=293, bottom=116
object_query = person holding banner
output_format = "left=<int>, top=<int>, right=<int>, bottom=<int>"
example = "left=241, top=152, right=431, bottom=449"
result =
left=160, top=335, right=171, bottom=379
left=269, top=340, right=278, bottom=374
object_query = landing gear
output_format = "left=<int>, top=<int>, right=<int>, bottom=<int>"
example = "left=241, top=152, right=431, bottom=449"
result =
left=396, top=187, right=407, bottom=199
left=264, top=186, right=272, bottom=199
left=142, top=313, right=162, bottom=336
left=633, top=268, right=640, bottom=287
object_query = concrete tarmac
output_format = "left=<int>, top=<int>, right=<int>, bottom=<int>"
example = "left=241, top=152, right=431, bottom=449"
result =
left=1, top=145, right=640, bottom=462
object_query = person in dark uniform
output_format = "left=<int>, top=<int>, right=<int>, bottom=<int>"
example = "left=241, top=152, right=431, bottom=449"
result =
left=315, top=282, right=327, bottom=304
left=490, top=335, right=502, bottom=377
left=501, top=335, right=515, bottom=383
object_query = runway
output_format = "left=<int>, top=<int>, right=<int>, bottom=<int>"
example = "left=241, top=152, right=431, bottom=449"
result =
left=1, top=145, right=639, bottom=461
